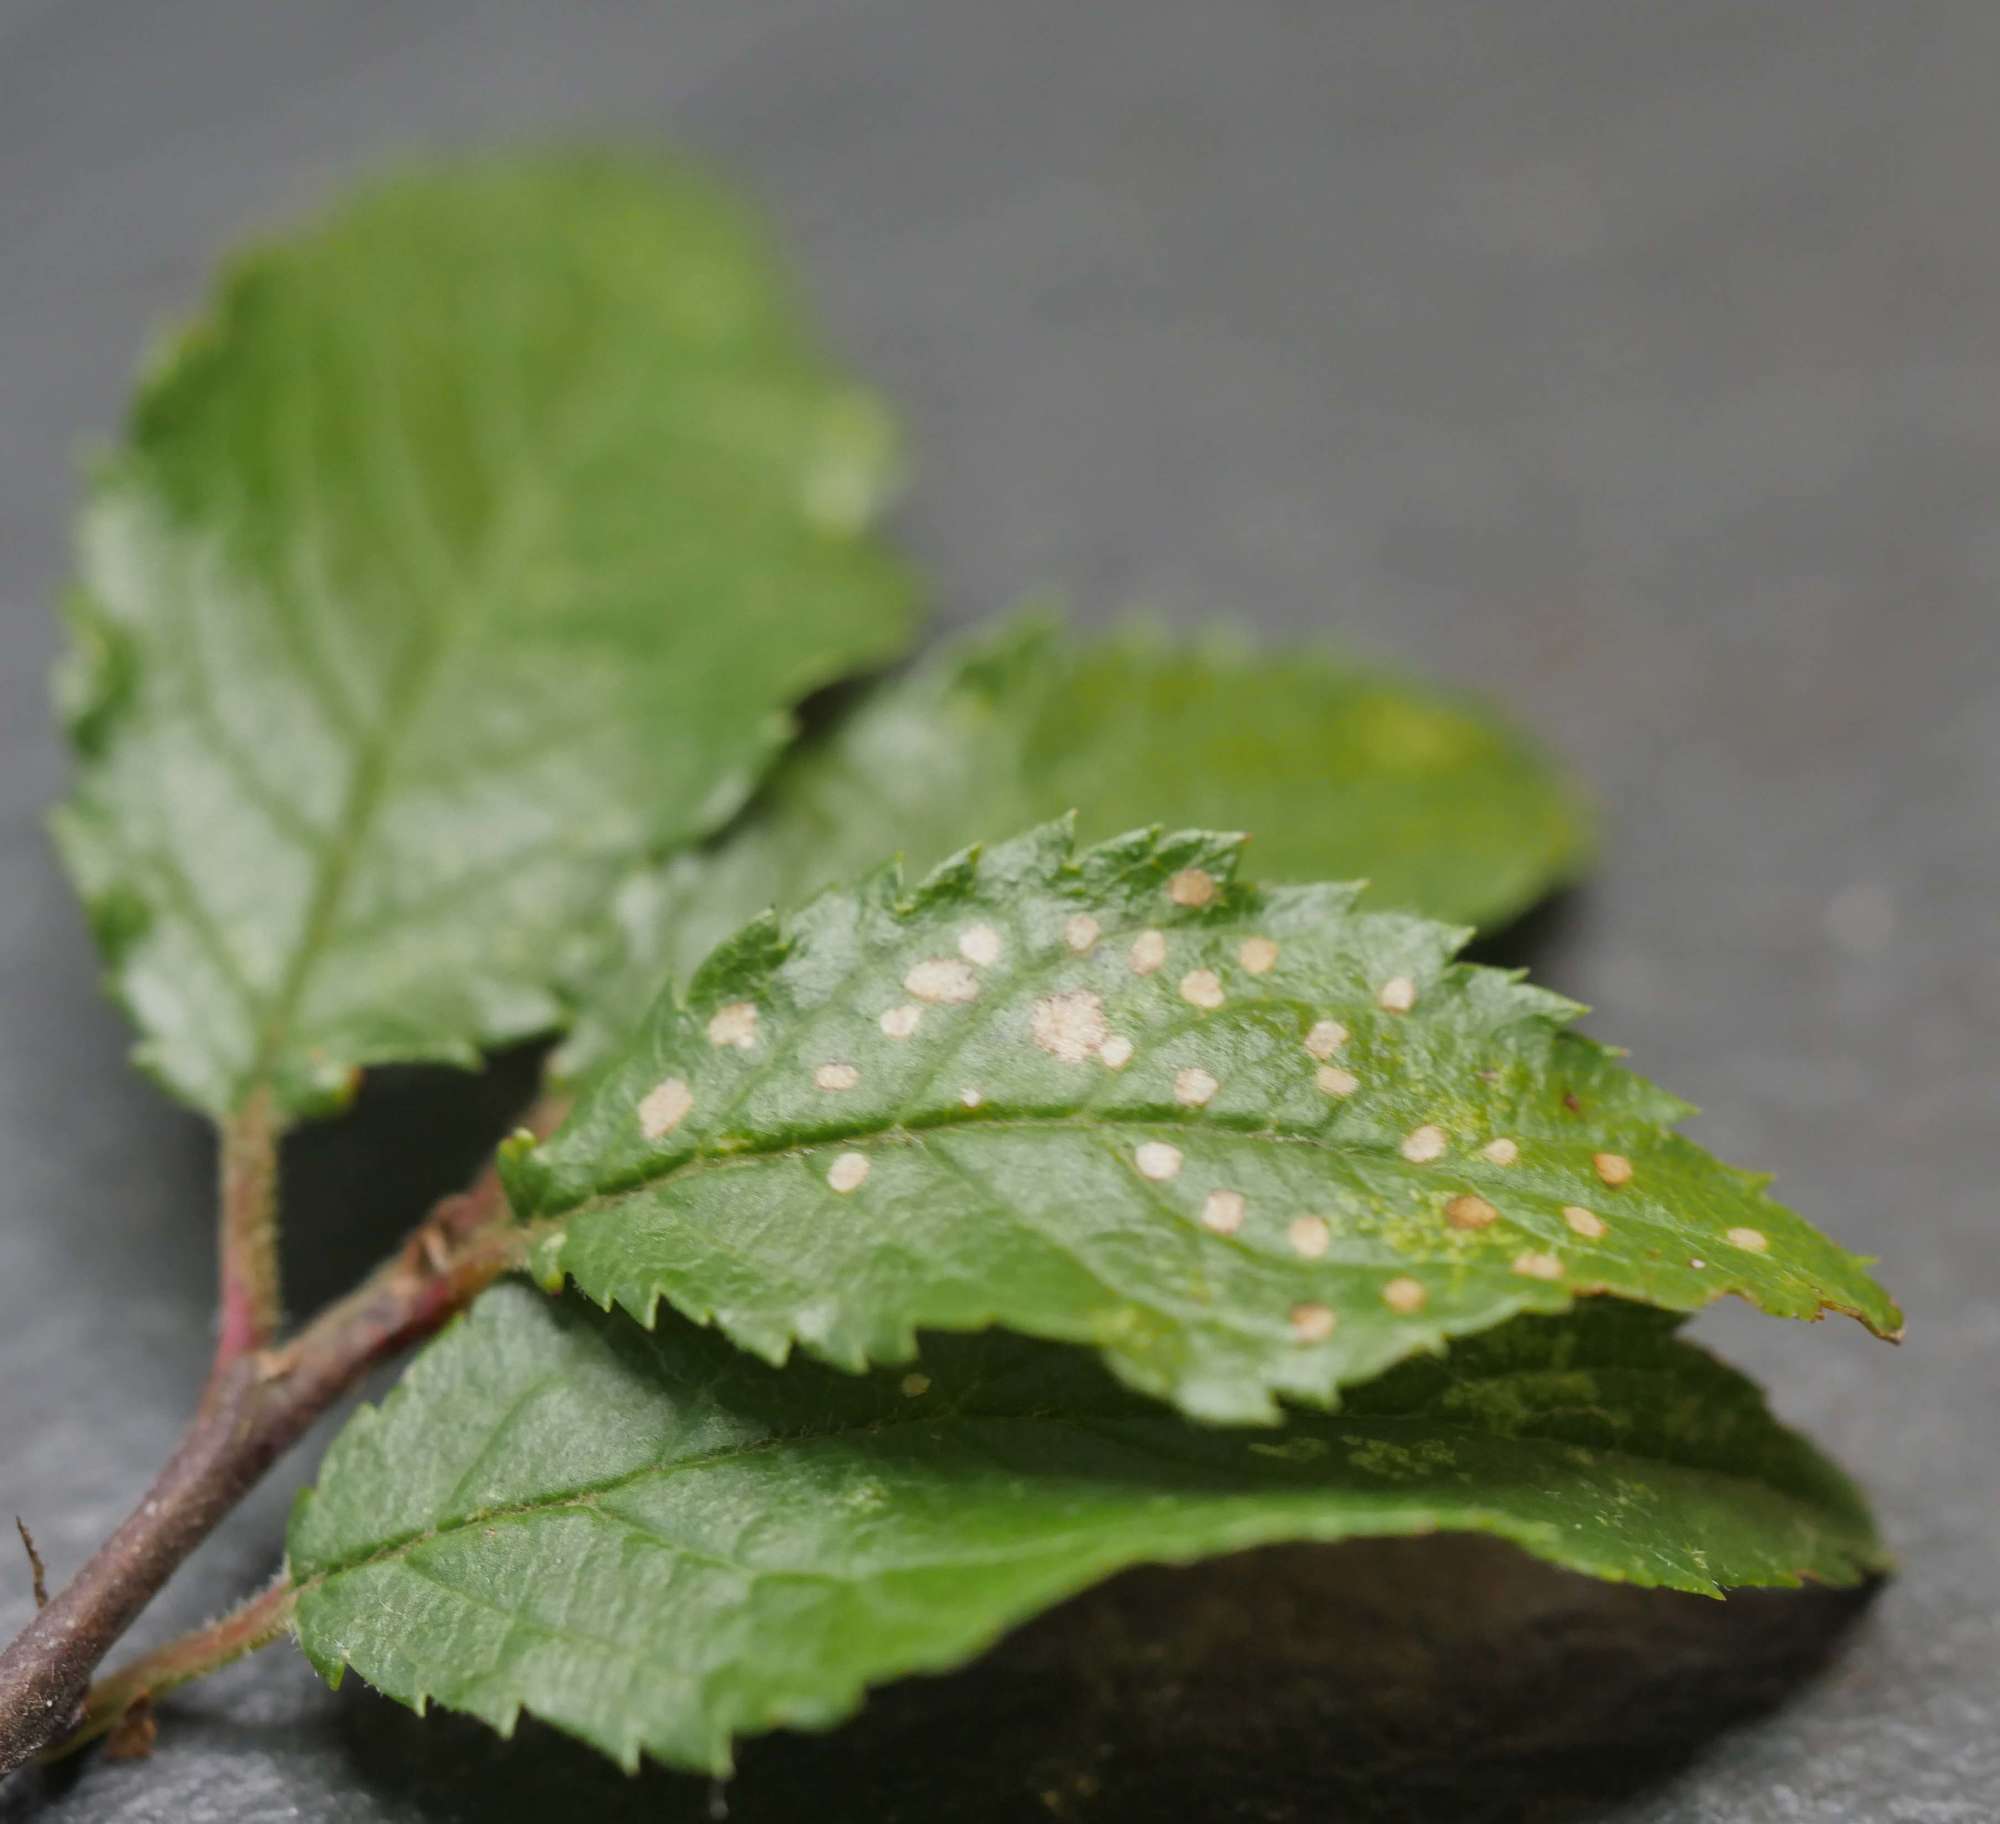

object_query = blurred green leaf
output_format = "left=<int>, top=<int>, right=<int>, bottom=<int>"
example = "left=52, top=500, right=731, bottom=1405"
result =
left=52, top=154, right=917, bottom=1121
left=559, top=615, right=1589, bottom=1079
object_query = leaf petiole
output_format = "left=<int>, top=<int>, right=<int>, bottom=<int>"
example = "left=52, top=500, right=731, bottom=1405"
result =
left=213, top=1092, right=284, bottom=1373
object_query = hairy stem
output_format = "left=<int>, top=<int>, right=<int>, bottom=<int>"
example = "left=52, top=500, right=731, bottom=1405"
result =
left=62, top=1579, right=299, bottom=1757
left=0, top=1097, right=564, bottom=1777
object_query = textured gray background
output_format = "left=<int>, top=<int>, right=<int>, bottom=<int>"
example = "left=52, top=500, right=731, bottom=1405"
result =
left=1, top=1, right=1994, bottom=1819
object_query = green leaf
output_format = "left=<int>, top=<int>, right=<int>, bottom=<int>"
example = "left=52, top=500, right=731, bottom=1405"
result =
left=51, top=154, right=917, bottom=1121
left=508, top=823, right=1898, bottom=1425
left=557, top=614, right=1590, bottom=1078
left=289, top=1282, right=1885, bottom=1775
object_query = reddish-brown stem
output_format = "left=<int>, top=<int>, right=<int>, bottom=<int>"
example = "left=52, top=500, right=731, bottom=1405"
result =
left=0, top=1097, right=565, bottom=1777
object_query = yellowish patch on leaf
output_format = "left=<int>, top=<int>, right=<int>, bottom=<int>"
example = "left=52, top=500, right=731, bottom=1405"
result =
left=1445, top=1193, right=1498, bottom=1230
left=1290, top=1301, right=1337, bottom=1343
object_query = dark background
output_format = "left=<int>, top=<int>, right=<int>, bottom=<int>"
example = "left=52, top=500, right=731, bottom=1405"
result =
left=1, top=2, right=1994, bottom=1819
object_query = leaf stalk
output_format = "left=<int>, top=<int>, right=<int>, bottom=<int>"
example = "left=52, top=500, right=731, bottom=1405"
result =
left=214, top=1091, right=284, bottom=1372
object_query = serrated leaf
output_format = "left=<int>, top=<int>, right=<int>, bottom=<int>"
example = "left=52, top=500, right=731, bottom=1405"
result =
left=557, top=613, right=1590, bottom=1077
left=508, top=823, right=1898, bottom=1425
left=51, top=154, right=917, bottom=1120
left=289, top=1282, right=1885, bottom=1775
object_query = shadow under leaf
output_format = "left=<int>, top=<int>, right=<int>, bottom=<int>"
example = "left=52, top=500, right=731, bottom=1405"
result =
left=326, top=1533, right=1876, bottom=1824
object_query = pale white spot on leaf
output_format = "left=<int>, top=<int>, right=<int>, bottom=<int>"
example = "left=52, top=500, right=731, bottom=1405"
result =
left=1593, top=1151, right=1634, bottom=1187
left=1564, top=1204, right=1607, bottom=1239
left=637, top=1077, right=693, bottom=1140
left=813, top=1062, right=860, bottom=1093
left=1031, top=989, right=1109, bottom=1064
left=1381, top=1276, right=1427, bottom=1314
left=1512, top=1250, right=1564, bottom=1281
left=1099, top=1034, right=1134, bottom=1070
left=1063, top=914, right=1100, bottom=954
left=1378, top=976, right=1418, bottom=1014
left=1304, top=1020, right=1348, bottom=1060
left=1400, top=1124, right=1448, bottom=1164
left=1179, top=969, right=1225, bottom=1010
left=1238, top=936, right=1279, bottom=975
left=1168, top=868, right=1218, bottom=908
left=1175, top=1067, right=1219, bottom=1108
left=705, top=1002, right=758, bottom=1051
left=1202, top=1189, right=1246, bottom=1234
left=1129, top=929, right=1167, bottom=975
left=905, top=957, right=979, bottom=1004
left=1134, top=1141, right=1183, bottom=1181
left=1727, top=1226, right=1769, bottom=1252
left=1288, top=1215, right=1331, bottom=1258
left=826, top=1152, right=870, bottom=1193
left=1315, top=1065, right=1359, bottom=1098
left=958, top=923, right=1004, bottom=968
left=879, top=1003, right=922, bottom=1040
left=1480, top=1137, right=1519, bottom=1166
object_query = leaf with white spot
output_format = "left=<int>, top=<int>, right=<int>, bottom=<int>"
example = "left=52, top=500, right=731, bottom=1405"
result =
left=508, top=823, right=1899, bottom=1425
left=52, top=154, right=916, bottom=1122
left=555, top=614, right=1590, bottom=1077
left=289, top=1282, right=1885, bottom=1775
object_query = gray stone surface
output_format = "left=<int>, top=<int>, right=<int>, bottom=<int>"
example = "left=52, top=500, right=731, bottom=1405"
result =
left=0, top=1, right=1993, bottom=1817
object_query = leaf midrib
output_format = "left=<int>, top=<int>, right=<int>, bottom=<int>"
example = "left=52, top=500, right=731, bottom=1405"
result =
left=548, top=1110, right=1402, bottom=1229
